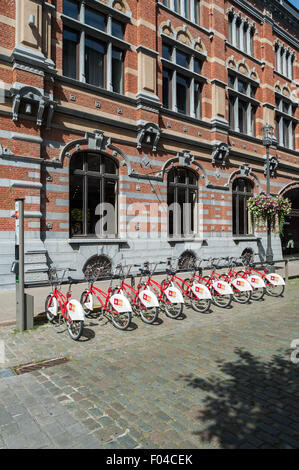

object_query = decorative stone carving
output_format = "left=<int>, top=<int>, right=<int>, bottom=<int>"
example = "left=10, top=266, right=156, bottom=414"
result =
left=86, top=130, right=111, bottom=153
left=240, top=163, right=252, bottom=177
left=10, top=84, right=56, bottom=129
left=178, top=150, right=194, bottom=167
left=212, top=143, right=230, bottom=166
left=137, top=122, right=161, bottom=152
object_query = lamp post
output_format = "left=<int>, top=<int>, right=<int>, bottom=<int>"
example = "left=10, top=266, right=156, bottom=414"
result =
left=262, top=123, right=274, bottom=269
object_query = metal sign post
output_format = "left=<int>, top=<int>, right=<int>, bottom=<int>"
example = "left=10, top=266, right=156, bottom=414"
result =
left=15, top=198, right=25, bottom=331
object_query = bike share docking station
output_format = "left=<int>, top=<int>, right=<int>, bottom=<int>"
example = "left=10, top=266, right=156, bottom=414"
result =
left=11, top=198, right=34, bottom=332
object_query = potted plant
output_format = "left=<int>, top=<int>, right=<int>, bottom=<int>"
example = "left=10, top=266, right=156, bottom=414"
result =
left=247, top=193, right=292, bottom=236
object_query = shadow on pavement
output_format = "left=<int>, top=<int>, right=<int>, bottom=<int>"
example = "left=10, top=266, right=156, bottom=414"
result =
left=180, top=348, right=299, bottom=449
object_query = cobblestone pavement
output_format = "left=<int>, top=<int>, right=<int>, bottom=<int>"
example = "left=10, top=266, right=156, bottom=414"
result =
left=0, top=279, right=298, bottom=449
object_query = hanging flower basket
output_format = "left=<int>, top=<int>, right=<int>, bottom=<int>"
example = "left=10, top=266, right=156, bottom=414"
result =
left=247, top=193, right=292, bottom=236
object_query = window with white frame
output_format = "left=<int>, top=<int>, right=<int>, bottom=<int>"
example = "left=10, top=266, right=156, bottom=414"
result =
left=274, top=43, right=294, bottom=81
left=62, top=0, right=129, bottom=94
left=228, top=73, right=258, bottom=136
left=228, top=12, right=255, bottom=57
left=162, top=0, right=200, bottom=24
left=161, top=40, right=205, bottom=118
left=275, top=95, right=297, bottom=150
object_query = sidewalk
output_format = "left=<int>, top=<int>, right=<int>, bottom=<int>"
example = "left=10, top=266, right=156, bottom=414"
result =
left=0, top=260, right=298, bottom=327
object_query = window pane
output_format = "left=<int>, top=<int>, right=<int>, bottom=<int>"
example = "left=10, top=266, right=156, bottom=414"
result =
left=85, top=37, right=105, bottom=87
left=283, top=119, right=289, bottom=147
left=163, top=69, right=171, bottom=109
left=250, top=85, right=256, bottom=98
left=112, top=20, right=123, bottom=39
left=283, top=101, right=290, bottom=114
left=194, top=82, right=201, bottom=119
left=176, top=50, right=189, bottom=68
left=104, top=157, right=117, bottom=174
left=251, top=106, right=256, bottom=137
left=88, top=153, right=101, bottom=172
left=87, top=177, right=101, bottom=235
left=229, top=97, right=235, bottom=128
left=63, top=0, right=79, bottom=19
left=232, top=193, right=237, bottom=235
left=194, top=59, right=202, bottom=74
left=70, top=174, right=84, bottom=236
left=194, top=0, right=200, bottom=24
left=238, top=195, right=245, bottom=235
left=177, top=168, right=186, bottom=184
left=228, top=74, right=235, bottom=89
left=238, top=100, right=247, bottom=133
left=85, top=8, right=106, bottom=31
left=103, top=179, right=117, bottom=235
left=162, top=44, right=172, bottom=60
left=238, top=79, right=247, bottom=94
left=176, top=74, right=188, bottom=114
left=112, top=48, right=123, bottom=94
left=63, top=28, right=78, bottom=79
left=174, top=0, right=180, bottom=13
left=168, top=168, right=175, bottom=183
left=188, top=171, right=197, bottom=185
left=184, top=0, right=190, bottom=18
left=70, top=153, right=84, bottom=171
left=167, top=186, right=175, bottom=236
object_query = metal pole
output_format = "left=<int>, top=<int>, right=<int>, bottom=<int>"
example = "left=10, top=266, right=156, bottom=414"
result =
left=15, top=198, right=25, bottom=332
left=265, top=144, right=274, bottom=269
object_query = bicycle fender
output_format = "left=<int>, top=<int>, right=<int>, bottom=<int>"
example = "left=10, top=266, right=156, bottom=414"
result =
left=212, top=281, right=233, bottom=295
left=67, top=299, right=85, bottom=321
left=48, top=296, right=58, bottom=316
left=231, top=277, right=252, bottom=291
left=138, top=289, right=159, bottom=307
left=247, top=275, right=266, bottom=288
left=265, top=273, right=285, bottom=286
left=164, top=286, right=184, bottom=304
left=191, top=282, right=212, bottom=299
left=109, top=294, right=132, bottom=313
left=83, top=292, right=93, bottom=311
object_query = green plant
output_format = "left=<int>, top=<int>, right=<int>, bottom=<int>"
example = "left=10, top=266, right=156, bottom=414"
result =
left=247, top=193, right=291, bottom=236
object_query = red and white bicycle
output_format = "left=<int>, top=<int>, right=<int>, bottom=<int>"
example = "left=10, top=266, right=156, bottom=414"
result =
left=45, top=268, right=85, bottom=341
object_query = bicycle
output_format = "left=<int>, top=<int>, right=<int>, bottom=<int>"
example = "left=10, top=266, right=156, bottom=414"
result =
left=190, top=258, right=234, bottom=308
left=237, top=255, right=285, bottom=298
left=161, top=258, right=212, bottom=314
left=80, top=266, right=132, bottom=330
left=140, top=261, right=185, bottom=319
left=45, top=267, right=85, bottom=341
left=217, top=257, right=253, bottom=304
left=112, top=264, right=160, bottom=324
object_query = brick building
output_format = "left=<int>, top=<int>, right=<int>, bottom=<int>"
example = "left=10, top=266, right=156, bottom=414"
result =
left=0, top=0, right=298, bottom=289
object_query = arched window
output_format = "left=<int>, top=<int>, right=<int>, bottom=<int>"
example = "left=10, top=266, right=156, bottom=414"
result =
left=70, top=152, right=118, bottom=238
left=232, top=178, right=254, bottom=236
left=167, top=167, right=198, bottom=237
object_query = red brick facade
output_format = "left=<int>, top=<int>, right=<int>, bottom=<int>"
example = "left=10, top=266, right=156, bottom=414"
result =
left=0, top=0, right=298, bottom=287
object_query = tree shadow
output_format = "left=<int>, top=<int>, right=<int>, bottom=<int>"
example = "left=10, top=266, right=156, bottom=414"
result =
left=180, top=348, right=299, bottom=449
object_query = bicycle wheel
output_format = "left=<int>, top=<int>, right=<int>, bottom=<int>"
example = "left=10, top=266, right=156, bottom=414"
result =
left=45, top=295, right=57, bottom=323
left=80, top=290, right=93, bottom=316
left=161, top=279, right=183, bottom=319
left=183, top=279, right=211, bottom=313
left=139, top=306, right=159, bottom=324
left=211, top=290, right=233, bottom=308
left=232, top=288, right=251, bottom=304
left=251, top=287, right=266, bottom=301
left=110, top=310, right=131, bottom=330
left=67, top=320, right=84, bottom=341
left=266, top=283, right=285, bottom=297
